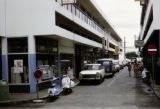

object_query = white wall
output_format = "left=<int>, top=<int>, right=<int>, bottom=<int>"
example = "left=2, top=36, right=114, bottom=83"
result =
left=55, top=26, right=102, bottom=48
left=0, top=0, right=5, bottom=36
left=140, top=0, right=153, bottom=40
left=5, top=0, right=55, bottom=36
left=140, top=0, right=160, bottom=44
left=59, top=39, right=74, bottom=54
left=153, top=0, right=160, bottom=29
left=1, top=0, right=119, bottom=51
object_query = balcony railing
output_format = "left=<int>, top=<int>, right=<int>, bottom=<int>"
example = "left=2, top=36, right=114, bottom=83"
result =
left=55, top=0, right=105, bottom=35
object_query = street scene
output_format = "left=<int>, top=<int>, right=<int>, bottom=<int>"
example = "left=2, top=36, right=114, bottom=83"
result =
left=1, top=68, right=160, bottom=109
left=1, top=0, right=160, bottom=108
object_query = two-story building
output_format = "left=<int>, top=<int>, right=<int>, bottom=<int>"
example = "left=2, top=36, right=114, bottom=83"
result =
left=0, top=0, right=122, bottom=93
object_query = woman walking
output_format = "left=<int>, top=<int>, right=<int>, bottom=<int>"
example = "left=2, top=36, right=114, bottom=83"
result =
left=127, top=62, right=131, bottom=77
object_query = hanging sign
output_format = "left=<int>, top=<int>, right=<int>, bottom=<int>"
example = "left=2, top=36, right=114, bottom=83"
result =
left=62, top=0, right=76, bottom=5
left=135, top=40, right=144, bottom=48
left=147, top=44, right=157, bottom=56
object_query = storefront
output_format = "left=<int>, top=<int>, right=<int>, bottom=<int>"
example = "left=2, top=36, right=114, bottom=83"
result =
left=142, top=30, right=160, bottom=85
left=6, top=36, right=59, bottom=93
left=7, top=37, right=29, bottom=92
left=75, top=44, right=101, bottom=78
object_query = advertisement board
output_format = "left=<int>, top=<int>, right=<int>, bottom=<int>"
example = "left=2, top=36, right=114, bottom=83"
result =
left=14, top=60, right=23, bottom=73
left=135, top=40, right=144, bottom=48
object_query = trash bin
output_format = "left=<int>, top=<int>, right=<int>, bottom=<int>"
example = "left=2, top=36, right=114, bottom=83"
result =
left=0, top=80, right=9, bottom=101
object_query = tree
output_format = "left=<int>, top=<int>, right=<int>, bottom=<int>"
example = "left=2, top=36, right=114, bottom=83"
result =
left=125, top=52, right=138, bottom=59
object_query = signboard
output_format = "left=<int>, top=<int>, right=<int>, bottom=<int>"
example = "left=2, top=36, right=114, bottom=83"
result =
left=62, top=0, right=76, bottom=5
left=135, top=40, right=144, bottom=48
left=147, top=44, right=157, bottom=56
left=102, top=37, right=106, bottom=49
left=14, top=60, right=23, bottom=73
left=34, top=70, right=43, bottom=80
left=115, top=46, right=120, bottom=55
left=134, top=0, right=146, bottom=6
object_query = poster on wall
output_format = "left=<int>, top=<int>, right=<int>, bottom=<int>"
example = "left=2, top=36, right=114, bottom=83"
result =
left=14, top=60, right=23, bottom=73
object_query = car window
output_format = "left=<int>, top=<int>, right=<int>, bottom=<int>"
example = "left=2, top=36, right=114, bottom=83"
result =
left=103, top=61, right=110, bottom=65
left=97, top=60, right=112, bottom=66
left=96, top=61, right=103, bottom=65
left=85, top=65, right=100, bottom=70
left=92, top=65, right=100, bottom=70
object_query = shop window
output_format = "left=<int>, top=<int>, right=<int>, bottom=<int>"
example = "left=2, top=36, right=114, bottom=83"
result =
left=36, top=37, right=58, bottom=80
left=8, top=38, right=28, bottom=53
left=36, top=37, right=58, bottom=53
left=36, top=54, right=58, bottom=80
left=7, top=38, right=28, bottom=84
left=8, top=55, right=28, bottom=84
left=60, top=54, right=74, bottom=79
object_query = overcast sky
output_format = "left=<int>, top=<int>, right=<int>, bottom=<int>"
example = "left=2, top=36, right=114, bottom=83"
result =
left=93, top=0, right=141, bottom=51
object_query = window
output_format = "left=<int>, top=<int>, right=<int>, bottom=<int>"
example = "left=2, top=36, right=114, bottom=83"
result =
left=7, top=37, right=28, bottom=84
left=36, top=37, right=58, bottom=53
left=36, top=37, right=58, bottom=79
left=8, top=38, right=28, bottom=53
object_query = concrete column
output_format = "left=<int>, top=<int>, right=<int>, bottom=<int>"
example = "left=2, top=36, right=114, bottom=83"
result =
left=28, top=35, right=36, bottom=93
left=1, top=37, right=8, bottom=81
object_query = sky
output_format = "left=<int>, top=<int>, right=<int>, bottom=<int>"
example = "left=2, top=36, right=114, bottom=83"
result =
left=93, top=0, right=141, bottom=52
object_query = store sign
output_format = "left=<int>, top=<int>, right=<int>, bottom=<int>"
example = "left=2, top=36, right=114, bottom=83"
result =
left=14, top=60, right=23, bottom=73
left=115, top=46, right=120, bottom=55
left=147, top=44, right=157, bottom=56
left=135, top=40, right=144, bottom=48
left=62, top=0, right=76, bottom=5
left=102, top=37, right=105, bottom=49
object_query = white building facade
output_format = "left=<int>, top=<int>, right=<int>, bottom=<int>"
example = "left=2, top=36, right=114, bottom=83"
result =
left=0, top=0, right=121, bottom=93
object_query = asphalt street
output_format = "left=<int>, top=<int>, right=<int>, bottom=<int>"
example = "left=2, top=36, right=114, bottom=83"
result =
left=2, top=67, right=160, bottom=109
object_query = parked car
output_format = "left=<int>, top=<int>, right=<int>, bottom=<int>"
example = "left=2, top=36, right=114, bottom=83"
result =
left=79, top=64, right=105, bottom=82
left=96, top=58, right=116, bottom=76
left=113, top=59, right=120, bottom=72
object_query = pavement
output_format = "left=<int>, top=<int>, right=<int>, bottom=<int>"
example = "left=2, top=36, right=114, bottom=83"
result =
left=151, top=84, right=160, bottom=99
left=0, top=79, right=79, bottom=106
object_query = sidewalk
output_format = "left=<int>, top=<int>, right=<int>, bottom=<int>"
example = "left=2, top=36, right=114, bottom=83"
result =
left=0, top=79, right=79, bottom=106
left=151, top=84, right=160, bottom=99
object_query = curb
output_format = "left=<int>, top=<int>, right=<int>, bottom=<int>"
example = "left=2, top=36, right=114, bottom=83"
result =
left=0, top=95, right=48, bottom=107
left=151, top=85, right=160, bottom=99
left=0, top=80, right=80, bottom=106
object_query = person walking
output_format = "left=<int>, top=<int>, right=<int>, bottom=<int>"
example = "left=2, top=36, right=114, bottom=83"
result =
left=133, top=60, right=139, bottom=78
left=127, top=62, right=131, bottom=77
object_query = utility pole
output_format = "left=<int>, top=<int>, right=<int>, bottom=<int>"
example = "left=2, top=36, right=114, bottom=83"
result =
left=124, top=36, right=126, bottom=60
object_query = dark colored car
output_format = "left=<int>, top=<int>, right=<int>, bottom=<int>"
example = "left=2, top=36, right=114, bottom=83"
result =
left=96, top=58, right=115, bottom=76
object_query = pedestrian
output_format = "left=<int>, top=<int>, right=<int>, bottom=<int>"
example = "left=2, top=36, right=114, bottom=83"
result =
left=127, top=62, right=131, bottom=77
left=133, top=60, right=139, bottom=78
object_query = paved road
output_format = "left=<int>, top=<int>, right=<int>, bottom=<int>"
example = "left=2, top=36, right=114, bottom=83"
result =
left=3, top=67, right=160, bottom=109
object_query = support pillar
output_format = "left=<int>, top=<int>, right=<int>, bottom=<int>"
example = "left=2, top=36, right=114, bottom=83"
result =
left=28, top=35, right=36, bottom=93
left=1, top=38, right=8, bottom=81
